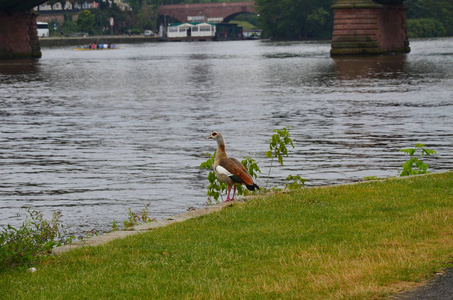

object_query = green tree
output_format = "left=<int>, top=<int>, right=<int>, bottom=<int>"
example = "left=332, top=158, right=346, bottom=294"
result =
left=96, top=1, right=127, bottom=35
left=76, top=10, right=96, bottom=34
left=255, top=0, right=333, bottom=40
left=127, top=0, right=159, bottom=31
left=406, top=0, right=453, bottom=36
left=128, top=0, right=144, bottom=14
left=59, top=12, right=77, bottom=35
left=407, top=18, right=447, bottom=38
left=137, top=4, right=158, bottom=30
left=306, top=7, right=330, bottom=39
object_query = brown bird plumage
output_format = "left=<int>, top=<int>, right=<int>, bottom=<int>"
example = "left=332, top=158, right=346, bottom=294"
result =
left=206, top=131, right=259, bottom=201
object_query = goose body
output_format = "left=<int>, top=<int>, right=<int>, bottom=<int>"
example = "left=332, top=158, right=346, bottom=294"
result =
left=206, top=131, right=259, bottom=201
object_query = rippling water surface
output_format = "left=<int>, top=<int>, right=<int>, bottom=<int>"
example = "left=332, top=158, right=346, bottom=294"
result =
left=1, top=38, right=452, bottom=235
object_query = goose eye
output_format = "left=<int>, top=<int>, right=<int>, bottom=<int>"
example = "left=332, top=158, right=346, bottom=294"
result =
left=211, top=132, right=217, bottom=136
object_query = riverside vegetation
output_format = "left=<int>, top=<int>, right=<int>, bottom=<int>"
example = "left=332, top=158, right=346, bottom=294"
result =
left=0, top=205, right=156, bottom=270
left=0, top=210, right=73, bottom=270
left=1, top=171, right=452, bottom=299
left=399, top=143, right=437, bottom=176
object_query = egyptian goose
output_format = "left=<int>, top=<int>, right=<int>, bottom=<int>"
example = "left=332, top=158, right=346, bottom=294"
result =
left=206, top=131, right=259, bottom=201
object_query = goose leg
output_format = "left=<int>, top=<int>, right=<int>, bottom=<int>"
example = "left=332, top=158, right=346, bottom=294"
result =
left=232, top=186, right=237, bottom=200
left=224, top=186, right=232, bottom=202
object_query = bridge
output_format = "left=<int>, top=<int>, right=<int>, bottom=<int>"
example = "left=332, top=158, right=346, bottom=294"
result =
left=158, top=1, right=256, bottom=23
left=1, top=0, right=409, bottom=59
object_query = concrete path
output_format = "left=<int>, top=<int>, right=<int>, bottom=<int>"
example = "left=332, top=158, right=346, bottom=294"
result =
left=390, top=269, right=453, bottom=300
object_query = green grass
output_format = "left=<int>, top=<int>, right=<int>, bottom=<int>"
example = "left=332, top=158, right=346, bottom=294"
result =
left=1, top=172, right=453, bottom=299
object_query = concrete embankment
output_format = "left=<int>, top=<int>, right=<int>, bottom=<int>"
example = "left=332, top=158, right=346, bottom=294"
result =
left=52, top=201, right=231, bottom=254
left=39, top=35, right=161, bottom=47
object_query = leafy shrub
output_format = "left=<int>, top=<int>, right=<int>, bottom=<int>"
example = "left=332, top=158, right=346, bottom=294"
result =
left=200, top=151, right=228, bottom=202
left=265, top=126, right=295, bottom=188
left=0, top=209, right=73, bottom=269
left=265, top=127, right=294, bottom=166
left=399, top=143, right=437, bottom=176
left=285, top=175, right=308, bottom=190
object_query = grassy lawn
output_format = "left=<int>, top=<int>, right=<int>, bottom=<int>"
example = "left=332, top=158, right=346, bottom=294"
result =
left=1, top=172, right=452, bottom=299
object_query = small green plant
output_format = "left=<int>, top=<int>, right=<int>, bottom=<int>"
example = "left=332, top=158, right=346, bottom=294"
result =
left=77, top=228, right=99, bottom=241
left=265, top=127, right=306, bottom=189
left=265, top=127, right=295, bottom=189
left=235, top=156, right=261, bottom=197
left=399, top=143, right=437, bottom=176
left=200, top=153, right=261, bottom=203
left=266, top=126, right=295, bottom=166
left=241, top=156, right=261, bottom=179
left=111, top=219, right=119, bottom=232
left=0, top=209, right=74, bottom=269
left=123, top=203, right=156, bottom=229
left=284, top=175, right=308, bottom=190
left=270, top=175, right=308, bottom=192
left=200, top=151, right=228, bottom=203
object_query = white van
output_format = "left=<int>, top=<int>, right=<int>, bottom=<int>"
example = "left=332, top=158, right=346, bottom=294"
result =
left=37, top=22, right=49, bottom=37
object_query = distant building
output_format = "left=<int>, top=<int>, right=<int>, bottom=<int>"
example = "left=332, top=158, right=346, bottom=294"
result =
left=167, top=22, right=216, bottom=40
left=167, top=22, right=243, bottom=41
left=35, top=1, right=130, bottom=12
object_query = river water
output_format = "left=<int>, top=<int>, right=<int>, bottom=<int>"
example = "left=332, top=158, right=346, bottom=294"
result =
left=1, top=38, right=452, bottom=235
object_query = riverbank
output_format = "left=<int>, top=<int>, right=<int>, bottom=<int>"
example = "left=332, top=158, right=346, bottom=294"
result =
left=39, top=35, right=161, bottom=47
left=3, top=39, right=452, bottom=238
left=1, top=172, right=452, bottom=299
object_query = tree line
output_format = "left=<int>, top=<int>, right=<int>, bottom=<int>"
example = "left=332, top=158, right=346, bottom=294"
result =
left=46, top=1, right=142, bottom=36
left=405, top=0, right=452, bottom=38
left=44, top=0, right=452, bottom=38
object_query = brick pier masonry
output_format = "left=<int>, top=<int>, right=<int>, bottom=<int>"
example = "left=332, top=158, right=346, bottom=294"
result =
left=331, top=0, right=410, bottom=56
left=0, top=10, right=41, bottom=59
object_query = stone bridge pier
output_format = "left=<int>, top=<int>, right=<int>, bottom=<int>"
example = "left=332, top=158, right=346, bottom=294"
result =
left=1, top=0, right=46, bottom=59
left=331, top=0, right=410, bottom=56
left=1, top=10, right=41, bottom=59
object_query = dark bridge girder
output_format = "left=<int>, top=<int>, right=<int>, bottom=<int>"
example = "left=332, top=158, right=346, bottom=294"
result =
left=0, top=0, right=48, bottom=11
left=0, top=0, right=48, bottom=59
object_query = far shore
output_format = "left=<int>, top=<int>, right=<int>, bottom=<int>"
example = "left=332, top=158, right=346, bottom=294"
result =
left=39, top=35, right=161, bottom=47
